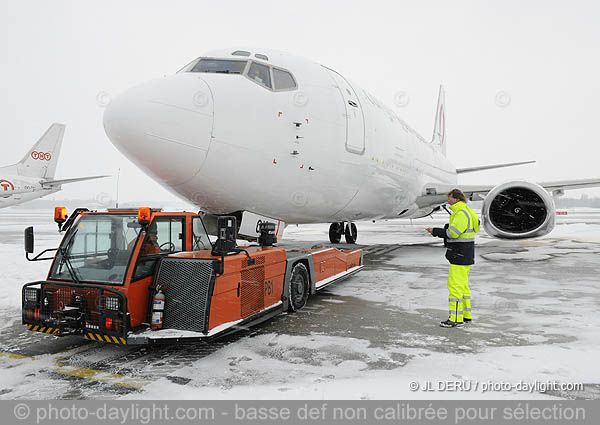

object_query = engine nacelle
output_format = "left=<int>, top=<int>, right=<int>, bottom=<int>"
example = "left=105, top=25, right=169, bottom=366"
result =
left=481, top=181, right=555, bottom=239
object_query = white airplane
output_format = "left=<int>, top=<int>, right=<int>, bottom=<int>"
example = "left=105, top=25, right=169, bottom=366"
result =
left=0, top=124, right=108, bottom=208
left=103, top=48, right=600, bottom=243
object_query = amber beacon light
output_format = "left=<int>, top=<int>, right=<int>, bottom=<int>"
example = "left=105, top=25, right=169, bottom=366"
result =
left=137, top=207, right=151, bottom=225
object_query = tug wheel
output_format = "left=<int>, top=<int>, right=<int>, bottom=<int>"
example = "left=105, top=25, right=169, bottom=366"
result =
left=288, top=263, right=310, bottom=312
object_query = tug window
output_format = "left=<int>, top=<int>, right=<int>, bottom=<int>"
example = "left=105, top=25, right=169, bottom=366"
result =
left=154, top=219, right=183, bottom=253
left=247, top=62, right=272, bottom=89
left=132, top=218, right=184, bottom=281
left=188, top=59, right=247, bottom=74
left=273, top=68, right=297, bottom=90
left=192, top=217, right=212, bottom=250
left=232, top=50, right=251, bottom=57
left=49, top=214, right=141, bottom=285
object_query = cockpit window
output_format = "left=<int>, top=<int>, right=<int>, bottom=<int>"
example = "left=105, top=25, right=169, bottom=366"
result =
left=232, top=50, right=251, bottom=57
left=273, top=68, right=297, bottom=90
left=255, top=53, right=269, bottom=61
left=188, top=59, right=247, bottom=74
left=247, top=62, right=272, bottom=89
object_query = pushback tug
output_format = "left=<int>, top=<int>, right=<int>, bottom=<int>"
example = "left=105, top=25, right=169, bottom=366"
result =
left=22, top=207, right=363, bottom=345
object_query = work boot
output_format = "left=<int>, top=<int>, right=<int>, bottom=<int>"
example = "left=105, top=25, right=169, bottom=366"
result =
left=440, top=319, right=464, bottom=328
left=463, top=318, right=472, bottom=324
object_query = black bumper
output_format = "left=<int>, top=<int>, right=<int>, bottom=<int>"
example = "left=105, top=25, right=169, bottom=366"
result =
left=22, top=281, right=129, bottom=341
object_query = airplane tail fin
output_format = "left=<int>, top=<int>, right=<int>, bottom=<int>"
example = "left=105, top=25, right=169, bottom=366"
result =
left=16, top=123, right=65, bottom=179
left=430, top=85, right=446, bottom=156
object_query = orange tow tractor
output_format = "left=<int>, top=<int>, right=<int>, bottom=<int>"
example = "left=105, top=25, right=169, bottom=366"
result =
left=22, top=208, right=363, bottom=345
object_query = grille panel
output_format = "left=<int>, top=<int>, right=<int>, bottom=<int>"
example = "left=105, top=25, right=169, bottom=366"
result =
left=43, top=287, right=100, bottom=323
left=156, top=258, right=215, bottom=333
left=240, top=266, right=265, bottom=317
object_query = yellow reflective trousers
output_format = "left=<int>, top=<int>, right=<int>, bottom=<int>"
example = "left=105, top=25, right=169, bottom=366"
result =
left=447, top=264, right=472, bottom=322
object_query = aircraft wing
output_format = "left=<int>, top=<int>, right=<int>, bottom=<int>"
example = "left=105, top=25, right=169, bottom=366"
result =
left=41, top=175, right=109, bottom=187
left=417, top=178, right=600, bottom=208
left=456, top=160, right=536, bottom=174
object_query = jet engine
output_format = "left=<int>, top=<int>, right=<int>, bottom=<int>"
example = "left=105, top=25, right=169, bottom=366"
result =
left=481, top=181, right=555, bottom=239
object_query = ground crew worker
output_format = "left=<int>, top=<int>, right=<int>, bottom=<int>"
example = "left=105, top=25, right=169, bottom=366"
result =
left=426, top=189, right=479, bottom=328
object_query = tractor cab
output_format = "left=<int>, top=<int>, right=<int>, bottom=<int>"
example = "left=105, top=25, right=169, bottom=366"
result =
left=22, top=208, right=211, bottom=341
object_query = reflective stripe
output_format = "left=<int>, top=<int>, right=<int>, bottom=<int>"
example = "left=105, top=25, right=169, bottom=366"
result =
left=463, top=296, right=471, bottom=299
left=464, top=308, right=472, bottom=312
left=449, top=310, right=463, bottom=314
left=446, top=238, right=474, bottom=243
left=461, top=209, right=471, bottom=230
left=464, top=229, right=475, bottom=233
left=448, top=225, right=462, bottom=238
left=448, top=298, right=461, bottom=302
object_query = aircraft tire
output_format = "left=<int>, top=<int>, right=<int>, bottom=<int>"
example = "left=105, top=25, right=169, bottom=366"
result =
left=344, top=222, right=358, bottom=244
left=328, top=222, right=343, bottom=244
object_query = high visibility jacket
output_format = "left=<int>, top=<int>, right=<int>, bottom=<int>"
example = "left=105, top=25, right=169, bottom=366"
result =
left=432, top=201, right=480, bottom=265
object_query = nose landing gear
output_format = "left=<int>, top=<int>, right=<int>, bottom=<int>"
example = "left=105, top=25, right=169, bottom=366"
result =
left=328, top=222, right=358, bottom=244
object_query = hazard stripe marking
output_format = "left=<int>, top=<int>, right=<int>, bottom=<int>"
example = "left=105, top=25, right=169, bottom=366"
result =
left=25, top=326, right=125, bottom=344
left=27, top=325, right=61, bottom=335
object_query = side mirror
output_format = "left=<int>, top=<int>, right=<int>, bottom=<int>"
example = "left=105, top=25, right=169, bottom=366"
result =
left=25, top=226, right=34, bottom=254
left=24, top=226, right=57, bottom=262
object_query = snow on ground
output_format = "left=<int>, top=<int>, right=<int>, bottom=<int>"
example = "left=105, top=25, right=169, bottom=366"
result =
left=0, top=207, right=599, bottom=400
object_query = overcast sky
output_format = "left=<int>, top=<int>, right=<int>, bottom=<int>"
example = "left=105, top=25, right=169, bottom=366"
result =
left=1, top=0, right=599, bottom=205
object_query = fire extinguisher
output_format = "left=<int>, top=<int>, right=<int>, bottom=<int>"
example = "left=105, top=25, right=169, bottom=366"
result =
left=151, top=286, right=165, bottom=330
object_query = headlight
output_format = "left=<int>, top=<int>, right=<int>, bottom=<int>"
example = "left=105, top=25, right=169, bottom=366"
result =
left=24, top=288, right=39, bottom=303
left=105, top=296, right=120, bottom=311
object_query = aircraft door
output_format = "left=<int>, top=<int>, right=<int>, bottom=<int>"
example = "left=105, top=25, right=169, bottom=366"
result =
left=326, top=69, right=365, bottom=155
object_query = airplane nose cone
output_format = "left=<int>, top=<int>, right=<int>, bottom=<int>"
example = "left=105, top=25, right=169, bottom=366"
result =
left=103, top=74, right=213, bottom=186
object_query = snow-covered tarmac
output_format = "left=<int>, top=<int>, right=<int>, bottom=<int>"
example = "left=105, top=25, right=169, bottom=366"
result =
left=0, top=208, right=599, bottom=400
